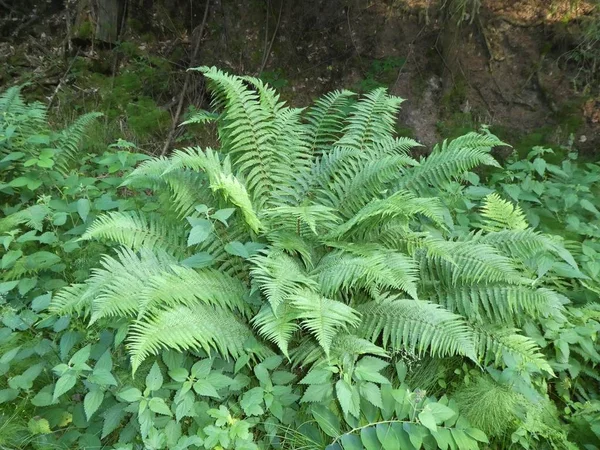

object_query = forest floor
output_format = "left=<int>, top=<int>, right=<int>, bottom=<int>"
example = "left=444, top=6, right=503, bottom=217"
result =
left=1, top=0, right=599, bottom=156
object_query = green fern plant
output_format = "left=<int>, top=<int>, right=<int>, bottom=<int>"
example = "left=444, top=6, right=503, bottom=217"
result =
left=50, top=67, right=576, bottom=390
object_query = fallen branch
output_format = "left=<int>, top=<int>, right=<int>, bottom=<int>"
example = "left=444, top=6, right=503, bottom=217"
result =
left=48, top=50, right=80, bottom=109
left=258, top=0, right=283, bottom=75
left=161, top=0, right=210, bottom=156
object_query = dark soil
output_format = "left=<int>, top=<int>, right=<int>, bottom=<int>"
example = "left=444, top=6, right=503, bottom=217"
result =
left=1, top=0, right=598, bottom=155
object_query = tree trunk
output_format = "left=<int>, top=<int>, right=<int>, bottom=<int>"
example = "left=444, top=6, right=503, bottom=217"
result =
left=95, top=0, right=121, bottom=43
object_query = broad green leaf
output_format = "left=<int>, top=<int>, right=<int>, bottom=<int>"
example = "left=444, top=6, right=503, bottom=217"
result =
left=187, top=220, right=212, bottom=246
left=418, top=409, right=437, bottom=432
left=77, top=198, right=91, bottom=222
left=149, top=397, right=173, bottom=416
left=118, top=387, right=143, bottom=402
left=240, top=387, right=264, bottom=416
left=146, top=362, right=164, bottom=391
left=376, top=423, right=399, bottom=449
left=53, top=372, right=77, bottom=401
left=84, top=389, right=104, bottom=420
left=311, top=404, right=341, bottom=438
left=360, top=427, right=381, bottom=450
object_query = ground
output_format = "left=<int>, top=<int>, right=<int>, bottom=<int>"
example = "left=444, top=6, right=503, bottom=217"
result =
left=1, top=0, right=598, bottom=156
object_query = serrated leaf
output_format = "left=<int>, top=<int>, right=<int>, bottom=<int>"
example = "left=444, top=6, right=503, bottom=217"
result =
left=146, top=362, right=163, bottom=391
left=53, top=373, right=77, bottom=401
left=193, top=379, right=220, bottom=398
left=360, top=382, right=383, bottom=408
left=77, top=198, right=91, bottom=222
left=84, top=389, right=104, bottom=420
left=301, top=383, right=332, bottom=403
left=118, top=387, right=143, bottom=402
left=149, top=397, right=173, bottom=416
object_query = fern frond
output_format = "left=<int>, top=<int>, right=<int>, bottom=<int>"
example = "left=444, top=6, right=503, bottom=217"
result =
left=474, top=326, right=553, bottom=374
left=315, top=246, right=419, bottom=299
left=430, top=285, right=565, bottom=324
left=356, top=296, right=477, bottom=360
left=199, top=66, right=276, bottom=208
left=421, top=240, right=526, bottom=286
left=477, top=229, right=578, bottom=269
left=305, top=89, right=355, bottom=155
left=82, top=211, right=186, bottom=256
left=370, top=136, right=423, bottom=157
left=167, top=147, right=262, bottom=231
left=54, top=112, right=102, bottom=173
left=124, top=157, right=211, bottom=217
left=0, top=204, right=50, bottom=233
left=262, top=204, right=341, bottom=237
left=327, top=190, right=448, bottom=239
left=252, top=304, right=299, bottom=358
left=250, top=249, right=318, bottom=311
left=49, top=284, right=93, bottom=316
left=316, top=154, right=419, bottom=217
left=480, top=193, right=528, bottom=231
left=267, top=107, right=313, bottom=206
left=290, top=290, right=361, bottom=356
left=399, top=132, right=503, bottom=193
left=128, top=303, right=267, bottom=373
left=336, top=88, right=404, bottom=151
left=138, top=265, right=250, bottom=320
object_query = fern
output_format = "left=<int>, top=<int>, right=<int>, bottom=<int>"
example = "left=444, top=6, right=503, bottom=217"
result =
left=69, top=69, right=564, bottom=384
left=480, top=193, right=528, bottom=231
left=128, top=304, right=266, bottom=373
left=356, top=295, right=477, bottom=360
left=290, top=290, right=360, bottom=357
left=81, top=211, right=186, bottom=257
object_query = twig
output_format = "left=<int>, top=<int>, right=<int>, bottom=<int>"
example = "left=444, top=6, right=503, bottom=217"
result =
left=48, top=50, right=80, bottom=109
left=161, top=0, right=210, bottom=156
left=258, top=0, right=283, bottom=75
left=346, top=6, right=365, bottom=74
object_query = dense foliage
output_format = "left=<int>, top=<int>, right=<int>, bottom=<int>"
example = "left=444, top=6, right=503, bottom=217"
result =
left=0, top=70, right=598, bottom=450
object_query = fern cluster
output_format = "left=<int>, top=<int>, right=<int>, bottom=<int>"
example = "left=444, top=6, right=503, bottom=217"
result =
left=50, top=67, right=575, bottom=386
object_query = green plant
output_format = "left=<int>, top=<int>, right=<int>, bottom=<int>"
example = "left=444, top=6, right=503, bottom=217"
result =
left=40, top=67, right=593, bottom=449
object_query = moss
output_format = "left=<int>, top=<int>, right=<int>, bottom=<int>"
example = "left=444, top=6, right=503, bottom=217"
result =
left=440, top=77, right=467, bottom=114
left=73, top=20, right=94, bottom=40
left=436, top=111, right=476, bottom=140
left=126, top=96, right=170, bottom=138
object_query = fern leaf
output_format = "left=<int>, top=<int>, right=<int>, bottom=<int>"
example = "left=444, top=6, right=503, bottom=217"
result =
left=138, top=265, right=251, bottom=320
left=252, top=304, right=299, bottom=358
left=399, top=132, right=503, bottom=193
left=290, top=290, right=361, bottom=356
left=250, top=249, right=318, bottom=312
left=336, top=88, right=404, bottom=151
left=479, top=193, right=528, bottom=231
left=128, top=304, right=266, bottom=373
left=430, top=285, right=566, bottom=324
left=315, top=246, right=419, bottom=299
left=422, top=240, right=526, bottom=286
left=54, top=112, right=103, bottom=173
left=82, top=211, right=186, bottom=256
left=328, top=190, right=448, bottom=239
left=474, top=326, right=553, bottom=375
left=305, top=89, right=355, bottom=155
left=356, top=296, right=477, bottom=360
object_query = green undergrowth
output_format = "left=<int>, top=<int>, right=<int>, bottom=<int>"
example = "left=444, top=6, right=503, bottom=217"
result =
left=1, top=70, right=600, bottom=450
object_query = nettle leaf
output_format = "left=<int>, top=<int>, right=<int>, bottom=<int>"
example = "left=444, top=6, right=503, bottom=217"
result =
left=149, top=397, right=173, bottom=416
left=118, top=387, right=143, bottom=402
left=240, top=387, right=264, bottom=416
left=146, top=362, right=164, bottom=391
left=336, top=379, right=360, bottom=418
left=84, top=389, right=105, bottom=420
left=53, top=372, right=77, bottom=401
